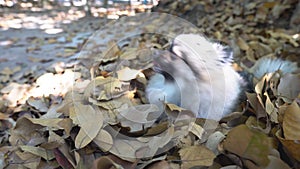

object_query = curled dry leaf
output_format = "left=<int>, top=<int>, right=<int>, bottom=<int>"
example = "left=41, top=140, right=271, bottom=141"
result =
left=246, top=92, right=267, bottom=119
left=276, top=130, right=300, bottom=162
left=205, top=131, right=225, bottom=155
left=189, top=122, right=205, bottom=140
left=266, top=30, right=299, bottom=47
left=265, top=92, right=278, bottom=123
left=282, top=101, right=300, bottom=140
left=278, top=73, right=300, bottom=103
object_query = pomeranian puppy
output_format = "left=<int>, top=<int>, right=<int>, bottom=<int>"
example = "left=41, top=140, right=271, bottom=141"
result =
left=146, top=34, right=298, bottom=120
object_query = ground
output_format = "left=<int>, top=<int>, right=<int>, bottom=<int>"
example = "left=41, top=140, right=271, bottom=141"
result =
left=0, top=0, right=300, bottom=168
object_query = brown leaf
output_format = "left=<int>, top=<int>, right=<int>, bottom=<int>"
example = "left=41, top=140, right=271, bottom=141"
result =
left=147, top=160, right=171, bottom=169
left=71, top=104, right=103, bottom=149
left=20, top=145, right=55, bottom=161
left=266, top=155, right=291, bottom=169
left=27, top=96, right=48, bottom=112
left=93, top=129, right=113, bottom=152
left=117, top=67, right=141, bottom=81
left=237, top=37, right=249, bottom=51
left=179, top=145, right=216, bottom=168
left=282, top=101, right=300, bottom=140
left=278, top=73, right=300, bottom=103
left=53, top=148, right=75, bottom=169
left=27, top=117, right=72, bottom=131
left=92, top=155, right=135, bottom=169
left=276, top=130, right=300, bottom=162
left=118, top=104, right=159, bottom=132
left=9, top=117, right=44, bottom=146
left=223, top=125, right=272, bottom=167
left=101, top=41, right=120, bottom=62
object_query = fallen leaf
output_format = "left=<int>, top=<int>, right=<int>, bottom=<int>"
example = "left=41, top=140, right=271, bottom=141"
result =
left=237, top=37, right=249, bottom=51
left=276, top=130, right=300, bottom=162
left=117, top=67, right=141, bottom=81
left=265, top=155, right=291, bottom=169
left=179, top=145, right=216, bottom=168
left=20, top=145, right=55, bottom=160
left=71, top=104, right=104, bottom=149
left=282, top=101, right=300, bottom=140
left=27, top=117, right=72, bottom=132
left=223, top=125, right=272, bottom=167
left=189, top=122, right=205, bottom=140
left=93, top=129, right=113, bottom=152
left=278, top=73, right=300, bottom=103
left=27, top=96, right=48, bottom=112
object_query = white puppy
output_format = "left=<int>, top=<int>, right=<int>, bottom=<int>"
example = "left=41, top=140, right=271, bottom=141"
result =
left=146, top=34, right=298, bottom=120
left=146, top=34, right=242, bottom=120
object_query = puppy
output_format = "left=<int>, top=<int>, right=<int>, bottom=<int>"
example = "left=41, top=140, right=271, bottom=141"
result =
left=146, top=34, right=298, bottom=120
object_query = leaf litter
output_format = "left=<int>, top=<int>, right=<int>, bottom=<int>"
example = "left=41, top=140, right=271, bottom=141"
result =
left=0, top=0, right=300, bottom=168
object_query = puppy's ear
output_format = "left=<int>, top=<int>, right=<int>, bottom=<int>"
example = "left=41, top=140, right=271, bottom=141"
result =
left=212, top=43, right=233, bottom=64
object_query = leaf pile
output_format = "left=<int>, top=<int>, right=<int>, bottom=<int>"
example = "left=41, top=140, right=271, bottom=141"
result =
left=0, top=1, right=300, bottom=168
left=153, top=0, right=300, bottom=64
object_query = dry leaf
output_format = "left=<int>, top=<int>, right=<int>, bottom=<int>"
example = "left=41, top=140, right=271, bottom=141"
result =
left=27, top=117, right=72, bottom=131
left=71, top=104, right=103, bottom=149
left=189, top=122, right=204, bottom=140
left=266, top=155, right=291, bottom=169
left=117, top=67, right=141, bottom=81
left=20, top=145, right=55, bottom=160
left=9, top=117, right=44, bottom=146
left=278, top=73, right=300, bottom=103
left=119, top=47, right=138, bottom=60
left=27, top=96, right=48, bottom=112
left=276, top=130, right=300, bottom=162
left=237, top=37, right=249, bottom=51
left=264, top=92, right=278, bottom=123
left=101, top=41, right=120, bottom=61
left=118, top=104, right=159, bottom=125
left=179, top=145, right=216, bottom=168
left=282, top=101, right=300, bottom=140
left=223, top=125, right=272, bottom=167
left=205, top=131, right=225, bottom=155
left=93, top=129, right=113, bottom=152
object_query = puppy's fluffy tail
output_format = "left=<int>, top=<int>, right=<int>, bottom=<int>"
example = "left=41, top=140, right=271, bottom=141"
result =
left=249, top=57, right=298, bottom=79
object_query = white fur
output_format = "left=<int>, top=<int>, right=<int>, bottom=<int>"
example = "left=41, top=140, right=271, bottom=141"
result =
left=146, top=34, right=298, bottom=120
left=147, top=34, right=243, bottom=120
left=250, top=57, right=298, bottom=79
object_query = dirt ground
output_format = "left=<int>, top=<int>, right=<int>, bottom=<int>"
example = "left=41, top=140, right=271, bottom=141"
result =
left=0, top=1, right=300, bottom=168
left=0, top=8, right=110, bottom=88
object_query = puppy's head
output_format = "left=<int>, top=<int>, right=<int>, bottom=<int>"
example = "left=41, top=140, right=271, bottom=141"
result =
left=151, top=49, right=194, bottom=81
left=170, top=34, right=233, bottom=70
